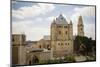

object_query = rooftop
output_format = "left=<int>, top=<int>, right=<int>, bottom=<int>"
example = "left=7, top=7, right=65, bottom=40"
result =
left=55, top=14, right=68, bottom=24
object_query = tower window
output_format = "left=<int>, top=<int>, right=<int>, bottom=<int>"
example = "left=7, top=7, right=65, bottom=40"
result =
left=68, top=43, right=69, bottom=45
left=81, top=28, right=82, bottom=31
left=58, top=26, right=62, bottom=28
left=58, top=43, right=60, bottom=45
left=66, top=31, right=67, bottom=35
left=12, top=38, right=14, bottom=42
left=59, top=31, right=61, bottom=34
left=61, top=43, right=63, bottom=45
left=80, top=24, right=82, bottom=26
left=65, top=43, right=67, bottom=45
left=61, top=17, right=63, bottom=20
left=39, top=45, right=41, bottom=48
left=64, top=26, right=67, bottom=28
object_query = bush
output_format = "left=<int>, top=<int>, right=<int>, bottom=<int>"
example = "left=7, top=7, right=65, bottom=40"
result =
left=65, top=55, right=75, bottom=62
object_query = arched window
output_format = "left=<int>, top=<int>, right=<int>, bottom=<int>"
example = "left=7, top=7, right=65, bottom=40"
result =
left=12, top=38, right=14, bottom=42
left=58, top=43, right=60, bottom=45
left=68, top=43, right=69, bottom=45
left=39, top=45, right=41, bottom=48
left=61, top=43, right=63, bottom=45
left=66, top=31, right=67, bottom=35
left=81, top=28, right=82, bottom=31
left=29, top=60, right=31, bottom=65
left=64, top=26, right=67, bottom=28
left=65, top=43, right=67, bottom=45
left=59, top=31, right=61, bottom=34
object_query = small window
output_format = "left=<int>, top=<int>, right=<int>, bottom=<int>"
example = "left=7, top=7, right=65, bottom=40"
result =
left=22, top=35, right=25, bottom=42
left=64, top=26, right=67, bottom=28
left=39, top=45, right=41, bottom=48
left=58, top=26, right=62, bottom=28
left=81, top=28, right=82, bottom=31
left=65, top=43, right=67, bottom=45
left=80, top=24, right=82, bottom=26
left=66, top=31, right=67, bottom=35
left=68, top=43, right=69, bottom=45
left=61, top=43, right=63, bottom=45
left=61, top=17, right=63, bottom=20
left=12, top=38, right=14, bottom=42
left=58, top=43, right=60, bottom=45
left=59, top=31, right=61, bottom=34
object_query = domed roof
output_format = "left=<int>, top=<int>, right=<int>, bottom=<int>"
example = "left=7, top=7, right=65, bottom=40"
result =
left=55, top=14, right=68, bottom=24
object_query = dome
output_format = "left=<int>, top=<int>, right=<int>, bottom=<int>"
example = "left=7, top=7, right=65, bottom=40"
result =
left=55, top=14, right=68, bottom=24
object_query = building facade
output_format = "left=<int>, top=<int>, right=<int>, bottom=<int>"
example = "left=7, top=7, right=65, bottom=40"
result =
left=51, top=14, right=73, bottom=58
left=12, top=14, right=85, bottom=65
left=12, top=34, right=26, bottom=65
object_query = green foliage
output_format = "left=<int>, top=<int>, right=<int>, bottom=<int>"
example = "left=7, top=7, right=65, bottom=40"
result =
left=86, top=56, right=96, bottom=61
left=74, top=36, right=96, bottom=56
left=64, top=55, right=75, bottom=62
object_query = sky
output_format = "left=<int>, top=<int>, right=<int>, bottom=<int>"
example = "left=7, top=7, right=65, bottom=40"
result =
left=12, top=1, right=96, bottom=41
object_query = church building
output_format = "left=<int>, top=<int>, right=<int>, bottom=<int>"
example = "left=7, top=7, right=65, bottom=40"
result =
left=51, top=14, right=73, bottom=58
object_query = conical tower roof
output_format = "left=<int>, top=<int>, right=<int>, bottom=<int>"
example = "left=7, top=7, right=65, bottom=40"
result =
left=78, top=15, right=83, bottom=25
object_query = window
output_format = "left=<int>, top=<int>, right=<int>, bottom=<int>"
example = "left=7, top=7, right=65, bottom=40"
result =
left=58, top=43, right=60, bottom=45
left=66, top=31, right=67, bottom=35
left=12, top=38, right=14, bottom=42
left=61, top=43, right=63, bottom=45
left=59, top=31, right=61, bottom=34
left=57, top=26, right=62, bottom=28
left=61, top=17, right=63, bottom=20
left=81, top=28, right=82, bottom=31
left=22, top=35, right=25, bottom=42
left=64, top=26, right=67, bottom=28
left=65, top=43, right=67, bottom=45
left=80, top=24, right=82, bottom=26
left=47, top=45, right=50, bottom=50
left=68, top=43, right=69, bottom=45
left=39, top=45, right=41, bottom=48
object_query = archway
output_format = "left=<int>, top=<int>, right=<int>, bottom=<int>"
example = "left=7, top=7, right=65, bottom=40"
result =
left=29, top=60, right=31, bottom=65
left=32, top=55, right=39, bottom=64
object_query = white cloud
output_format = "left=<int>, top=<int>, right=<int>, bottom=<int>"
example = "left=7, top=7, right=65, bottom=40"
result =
left=12, top=2, right=55, bottom=40
left=12, top=3, right=55, bottom=19
left=71, top=6, right=95, bottom=23
left=12, top=16, right=53, bottom=40
left=71, top=6, right=95, bottom=21
left=74, top=6, right=95, bottom=17
left=84, top=23, right=95, bottom=40
left=70, top=6, right=95, bottom=39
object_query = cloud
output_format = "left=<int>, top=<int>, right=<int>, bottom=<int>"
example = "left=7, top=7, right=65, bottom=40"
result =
left=12, top=2, right=96, bottom=40
left=12, top=2, right=55, bottom=40
left=12, top=16, right=53, bottom=40
left=71, top=6, right=95, bottom=23
left=74, top=6, right=95, bottom=17
left=12, top=3, right=55, bottom=19
left=70, top=6, right=95, bottom=39
left=84, top=23, right=95, bottom=40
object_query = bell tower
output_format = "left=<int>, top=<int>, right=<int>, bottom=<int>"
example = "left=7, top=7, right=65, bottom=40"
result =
left=77, top=15, right=84, bottom=36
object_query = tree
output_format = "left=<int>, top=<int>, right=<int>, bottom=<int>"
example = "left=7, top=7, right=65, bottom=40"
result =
left=74, top=36, right=96, bottom=56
